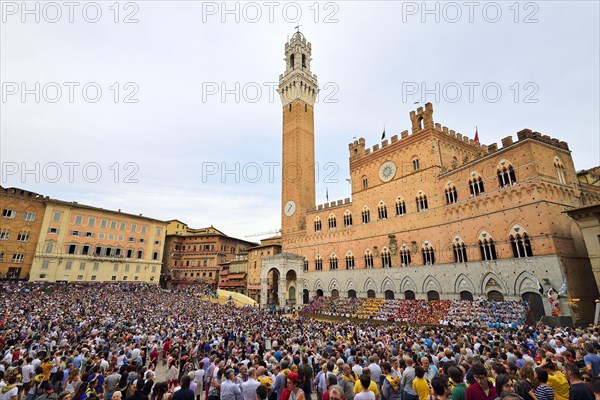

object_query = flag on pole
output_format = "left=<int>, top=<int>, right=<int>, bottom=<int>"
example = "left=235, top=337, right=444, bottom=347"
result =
left=381, top=125, right=386, bottom=140
left=326, top=187, right=329, bottom=202
left=474, top=126, right=479, bottom=144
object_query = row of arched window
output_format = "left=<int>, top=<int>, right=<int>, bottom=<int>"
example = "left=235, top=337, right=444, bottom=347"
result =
left=316, top=162, right=526, bottom=232
left=303, top=228, right=533, bottom=272
left=318, top=158, right=568, bottom=233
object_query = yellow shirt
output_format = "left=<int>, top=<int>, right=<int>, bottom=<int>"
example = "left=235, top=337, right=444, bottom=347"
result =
left=41, top=362, right=54, bottom=380
left=353, top=379, right=380, bottom=397
left=412, top=377, right=430, bottom=400
left=547, top=371, right=569, bottom=400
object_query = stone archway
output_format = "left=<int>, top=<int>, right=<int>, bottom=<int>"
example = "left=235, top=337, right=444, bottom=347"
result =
left=266, top=268, right=280, bottom=305
left=260, top=253, right=305, bottom=307
left=522, top=292, right=545, bottom=323
left=286, top=270, right=297, bottom=306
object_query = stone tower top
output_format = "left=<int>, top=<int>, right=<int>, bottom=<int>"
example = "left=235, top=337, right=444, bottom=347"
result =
left=278, top=31, right=319, bottom=107
left=410, top=102, right=434, bottom=133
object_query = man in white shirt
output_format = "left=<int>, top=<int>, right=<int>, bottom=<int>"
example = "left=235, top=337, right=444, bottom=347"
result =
left=352, top=358, right=364, bottom=378
left=241, top=368, right=261, bottom=400
left=21, top=358, right=35, bottom=395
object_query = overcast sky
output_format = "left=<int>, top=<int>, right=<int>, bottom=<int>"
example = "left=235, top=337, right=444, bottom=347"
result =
left=1, top=1, right=599, bottom=240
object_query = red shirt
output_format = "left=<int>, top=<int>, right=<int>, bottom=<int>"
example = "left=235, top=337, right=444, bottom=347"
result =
left=163, top=341, right=172, bottom=354
left=465, top=382, right=497, bottom=400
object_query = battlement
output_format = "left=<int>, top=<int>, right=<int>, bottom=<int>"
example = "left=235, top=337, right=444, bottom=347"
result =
left=409, top=102, right=434, bottom=133
left=349, top=102, right=470, bottom=160
left=516, top=129, right=569, bottom=151
left=347, top=104, right=569, bottom=165
left=0, top=186, right=45, bottom=200
left=481, top=129, right=569, bottom=158
left=312, top=197, right=351, bottom=213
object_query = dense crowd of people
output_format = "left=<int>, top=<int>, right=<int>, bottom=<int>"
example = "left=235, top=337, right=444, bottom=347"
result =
left=1, top=282, right=600, bottom=400
left=301, top=298, right=528, bottom=328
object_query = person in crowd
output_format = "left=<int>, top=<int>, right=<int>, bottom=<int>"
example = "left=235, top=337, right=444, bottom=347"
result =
left=354, top=375, right=375, bottom=400
left=564, top=363, right=593, bottom=400
left=466, top=364, right=497, bottom=400
left=529, top=368, right=553, bottom=400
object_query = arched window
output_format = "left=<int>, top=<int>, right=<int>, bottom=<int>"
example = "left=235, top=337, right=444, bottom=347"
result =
left=422, top=242, right=435, bottom=265
left=413, top=158, right=420, bottom=170
left=314, top=217, right=322, bottom=232
left=469, top=172, right=485, bottom=197
left=329, top=254, right=338, bottom=270
left=479, top=232, right=497, bottom=261
left=400, top=244, right=411, bottom=267
left=362, top=206, right=371, bottom=224
left=362, top=177, right=368, bottom=189
left=381, top=248, right=392, bottom=268
left=396, top=197, right=406, bottom=216
left=328, top=214, right=337, bottom=230
left=445, top=182, right=458, bottom=204
left=303, top=257, right=309, bottom=271
left=343, top=211, right=353, bottom=227
left=554, top=156, right=566, bottom=184
left=345, top=252, right=355, bottom=270
left=497, top=160, right=517, bottom=188
left=290, top=54, right=295, bottom=68
left=416, top=191, right=428, bottom=212
left=378, top=202, right=388, bottom=220
left=509, top=225, right=533, bottom=258
left=364, top=250, right=374, bottom=269
left=315, top=255, right=323, bottom=271
left=301, top=54, right=306, bottom=69
left=453, top=237, right=468, bottom=263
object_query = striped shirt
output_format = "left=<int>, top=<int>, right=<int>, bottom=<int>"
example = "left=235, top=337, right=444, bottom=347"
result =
left=534, top=384, right=554, bottom=400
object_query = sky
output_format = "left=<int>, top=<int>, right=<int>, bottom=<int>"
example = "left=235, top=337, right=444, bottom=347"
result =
left=1, top=1, right=599, bottom=240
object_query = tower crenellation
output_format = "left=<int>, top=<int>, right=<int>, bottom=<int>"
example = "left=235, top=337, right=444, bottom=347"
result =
left=410, top=102, right=434, bottom=133
left=348, top=138, right=366, bottom=159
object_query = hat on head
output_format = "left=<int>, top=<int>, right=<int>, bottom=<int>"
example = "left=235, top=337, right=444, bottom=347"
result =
left=288, top=372, right=299, bottom=384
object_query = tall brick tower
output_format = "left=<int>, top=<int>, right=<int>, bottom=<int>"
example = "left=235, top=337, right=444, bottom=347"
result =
left=278, top=32, right=318, bottom=236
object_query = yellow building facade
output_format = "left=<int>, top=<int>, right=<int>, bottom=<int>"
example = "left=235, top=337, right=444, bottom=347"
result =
left=30, top=199, right=166, bottom=283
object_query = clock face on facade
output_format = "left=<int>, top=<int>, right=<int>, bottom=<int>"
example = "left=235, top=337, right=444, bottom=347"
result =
left=379, top=161, right=397, bottom=182
left=284, top=200, right=296, bottom=216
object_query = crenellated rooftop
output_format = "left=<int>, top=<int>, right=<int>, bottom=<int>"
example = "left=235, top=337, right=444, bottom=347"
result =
left=0, top=186, right=46, bottom=199
left=310, top=197, right=352, bottom=213
left=348, top=103, right=569, bottom=163
left=349, top=103, right=485, bottom=160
